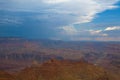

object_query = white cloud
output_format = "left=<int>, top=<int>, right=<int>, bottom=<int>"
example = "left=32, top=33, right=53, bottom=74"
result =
left=43, top=0, right=119, bottom=24
left=58, top=26, right=77, bottom=35
left=44, top=0, right=69, bottom=4
left=101, top=34, right=108, bottom=37
left=89, top=30, right=102, bottom=34
left=105, top=26, right=120, bottom=31
left=88, top=30, right=108, bottom=36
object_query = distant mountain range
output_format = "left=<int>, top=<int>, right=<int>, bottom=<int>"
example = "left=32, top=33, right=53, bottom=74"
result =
left=0, top=37, right=119, bottom=78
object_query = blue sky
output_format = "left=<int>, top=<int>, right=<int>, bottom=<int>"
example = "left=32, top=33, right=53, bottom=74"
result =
left=0, top=0, right=120, bottom=41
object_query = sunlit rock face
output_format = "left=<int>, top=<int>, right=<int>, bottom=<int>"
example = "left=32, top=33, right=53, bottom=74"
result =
left=0, top=70, right=15, bottom=80
left=16, top=59, right=118, bottom=80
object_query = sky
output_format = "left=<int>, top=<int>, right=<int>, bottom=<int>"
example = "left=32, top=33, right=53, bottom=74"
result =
left=0, top=0, right=120, bottom=41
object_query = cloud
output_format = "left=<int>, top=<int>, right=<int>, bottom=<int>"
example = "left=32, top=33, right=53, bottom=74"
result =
left=88, top=30, right=108, bottom=36
left=45, top=0, right=119, bottom=24
left=57, top=25, right=120, bottom=40
left=87, top=30, right=108, bottom=37
left=89, top=30, right=102, bottom=34
left=58, top=26, right=77, bottom=35
left=44, top=0, right=69, bottom=4
left=86, top=25, right=120, bottom=37
left=105, top=26, right=120, bottom=31
left=0, top=17, right=22, bottom=25
left=0, top=0, right=119, bottom=41
left=0, top=0, right=119, bottom=25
